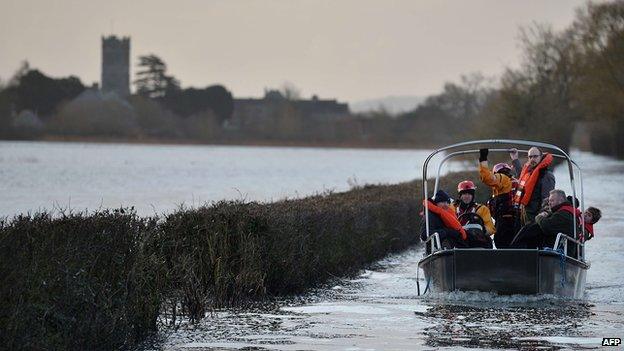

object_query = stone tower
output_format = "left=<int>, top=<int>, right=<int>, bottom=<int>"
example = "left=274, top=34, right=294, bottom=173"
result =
left=101, top=35, right=130, bottom=97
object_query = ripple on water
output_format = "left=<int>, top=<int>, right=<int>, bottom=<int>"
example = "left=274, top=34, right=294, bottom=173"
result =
left=417, top=299, right=595, bottom=349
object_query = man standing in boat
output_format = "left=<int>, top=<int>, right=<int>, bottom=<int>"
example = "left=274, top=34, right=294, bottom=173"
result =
left=510, top=147, right=555, bottom=224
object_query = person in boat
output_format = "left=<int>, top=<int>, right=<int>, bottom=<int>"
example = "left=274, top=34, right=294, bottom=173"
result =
left=450, top=180, right=495, bottom=248
left=420, top=190, right=468, bottom=251
left=582, top=207, right=601, bottom=241
left=510, top=147, right=555, bottom=224
left=510, top=189, right=579, bottom=249
left=565, top=196, right=601, bottom=242
left=478, top=148, right=517, bottom=248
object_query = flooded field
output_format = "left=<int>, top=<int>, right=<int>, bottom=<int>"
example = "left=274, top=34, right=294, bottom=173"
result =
left=143, top=151, right=624, bottom=351
left=0, top=141, right=444, bottom=217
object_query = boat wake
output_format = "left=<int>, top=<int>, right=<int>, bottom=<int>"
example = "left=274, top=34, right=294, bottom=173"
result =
left=417, top=298, right=596, bottom=350
left=421, top=290, right=583, bottom=305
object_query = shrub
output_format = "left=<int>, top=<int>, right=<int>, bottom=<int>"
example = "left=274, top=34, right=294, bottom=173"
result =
left=0, top=172, right=472, bottom=350
left=0, top=210, right=162, bottom=350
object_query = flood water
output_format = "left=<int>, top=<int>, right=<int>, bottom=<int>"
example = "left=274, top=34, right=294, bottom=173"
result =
left=2, top=142, right=622, bottom=350
left=0, top=141, right=446, bottom=218
left=143, top=150, right=624, bottom=351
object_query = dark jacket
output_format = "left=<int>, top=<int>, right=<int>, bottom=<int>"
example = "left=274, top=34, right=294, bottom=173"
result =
left=512, top=158, right=555, bottom=215
left=536, top=202, right=577, bottom=244
left=419, top=210, right=468, bottom=251
left=420, top=210, right=446, bottom=241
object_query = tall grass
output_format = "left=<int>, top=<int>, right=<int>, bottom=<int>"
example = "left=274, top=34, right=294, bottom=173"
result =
left=0, top=172, right=472, bottom=350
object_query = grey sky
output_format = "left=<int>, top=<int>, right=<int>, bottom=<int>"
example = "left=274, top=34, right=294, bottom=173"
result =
left=1, top=0, right=589, bottom=103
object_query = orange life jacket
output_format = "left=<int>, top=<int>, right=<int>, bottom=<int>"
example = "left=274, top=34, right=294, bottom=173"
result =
left=425, top=199, right=467, bottom=240
left=513, top=153, right=553, bottom=206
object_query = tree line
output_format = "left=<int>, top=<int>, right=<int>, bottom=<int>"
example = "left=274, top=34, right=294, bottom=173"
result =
left=474, top=1, right=624, bottom=156
left=0, top=1, right=622, bottom=156
left=363, top=0, right=623, bottom=155
left=0, top=57, right=234, bottom=140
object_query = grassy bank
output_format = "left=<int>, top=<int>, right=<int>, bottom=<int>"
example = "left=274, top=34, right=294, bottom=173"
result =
left=0, top=172, right=473, bottom=350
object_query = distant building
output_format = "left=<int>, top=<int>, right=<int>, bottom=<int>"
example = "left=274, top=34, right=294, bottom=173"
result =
left=101, top=35, right=130, bottom=97
left=295, top=94, right=350, bottom=121
left=229, top=90, right=350, bottom=130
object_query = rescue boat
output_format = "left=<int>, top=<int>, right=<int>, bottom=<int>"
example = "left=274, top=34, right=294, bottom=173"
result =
left=417, top=139, right=589, bottom=298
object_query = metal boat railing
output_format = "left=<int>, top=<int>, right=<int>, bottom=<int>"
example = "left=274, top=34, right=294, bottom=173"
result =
left=423, top=232, right=442, bottom=254
left=553, top=232, right=585, bottom=260
left=423, top=232, right=585, bottom=261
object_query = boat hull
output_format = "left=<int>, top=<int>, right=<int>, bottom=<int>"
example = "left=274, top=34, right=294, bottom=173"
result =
left=418, top=249, right=588, bottom=298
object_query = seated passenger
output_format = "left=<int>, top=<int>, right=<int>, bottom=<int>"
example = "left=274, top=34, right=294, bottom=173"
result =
left=420, top=190, right=468, bottom=251
left=564, top=196, right=601, bottom=242
left=510, top=189, right=578, bottom=249
left=582, top=207, right=601, bottom=241
left=451, top=180, right=494, bottom=248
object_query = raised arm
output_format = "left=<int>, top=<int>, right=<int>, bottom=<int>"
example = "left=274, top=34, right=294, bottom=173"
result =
left=479, top=163, right=498, bottom=186
left=477, top=148, right=504, bottom=190
left=479, top=148, right=496, bottom=183
left=509, top=148, right=522, bottom=178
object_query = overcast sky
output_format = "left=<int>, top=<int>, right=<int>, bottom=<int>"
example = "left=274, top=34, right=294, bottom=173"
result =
left=1, top=0, right=590, bottom=103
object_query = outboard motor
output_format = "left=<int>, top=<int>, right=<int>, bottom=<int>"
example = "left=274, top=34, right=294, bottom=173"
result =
left=459, top=212, right=493, bottom=249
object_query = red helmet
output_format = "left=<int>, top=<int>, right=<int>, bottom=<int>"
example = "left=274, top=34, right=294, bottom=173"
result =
left=457, top=180, right=476, bottom=193
left=493, top=162, right=511, bottom=174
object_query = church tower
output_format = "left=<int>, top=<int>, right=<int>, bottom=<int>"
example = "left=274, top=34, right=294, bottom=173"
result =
left=101, top=35, right=130, bottom=97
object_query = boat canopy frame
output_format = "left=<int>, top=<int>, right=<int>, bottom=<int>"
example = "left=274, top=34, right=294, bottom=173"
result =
left=422, top=139, right=585, bottom=243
